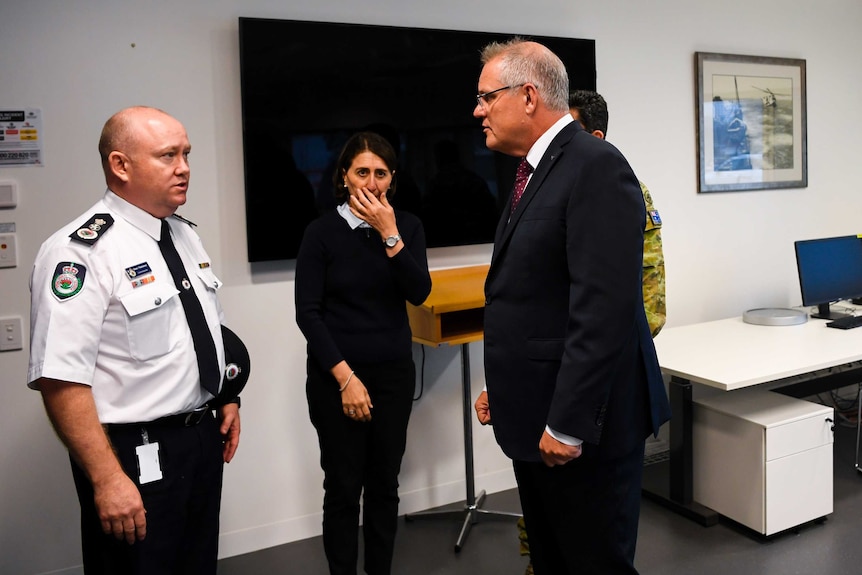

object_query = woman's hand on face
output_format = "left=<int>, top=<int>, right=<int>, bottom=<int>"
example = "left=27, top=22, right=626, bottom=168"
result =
left=349, top=187, right=396, bottom=235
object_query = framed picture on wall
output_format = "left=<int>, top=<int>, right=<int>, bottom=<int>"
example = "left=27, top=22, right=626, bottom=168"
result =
left=695, top=52, right=807, bottom=193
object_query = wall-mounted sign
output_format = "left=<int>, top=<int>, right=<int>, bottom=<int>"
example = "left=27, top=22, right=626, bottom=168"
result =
left=0, top=108, right=43, bottom=167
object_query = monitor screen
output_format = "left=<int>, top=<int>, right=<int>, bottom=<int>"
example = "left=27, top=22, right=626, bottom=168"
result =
left=238, top=18, right=596, bottom=262
left=794, top=235, right=862, bottom=319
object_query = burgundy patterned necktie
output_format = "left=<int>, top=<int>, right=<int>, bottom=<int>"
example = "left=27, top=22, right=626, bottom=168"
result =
left=510, top=158, right=533, bottom=214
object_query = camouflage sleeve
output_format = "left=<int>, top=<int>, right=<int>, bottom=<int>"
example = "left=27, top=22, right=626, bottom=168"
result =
left=641, top=181, right=666, bottom=337
left=518, top=515, right=530, bottom=555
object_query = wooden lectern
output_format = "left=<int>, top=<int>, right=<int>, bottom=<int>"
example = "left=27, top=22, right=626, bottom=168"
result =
left=405, top=264, right=520, bottom=551
left=407, top=265, right=488, bottom=346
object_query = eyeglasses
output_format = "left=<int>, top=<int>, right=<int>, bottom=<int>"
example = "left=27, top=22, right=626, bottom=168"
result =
left=475, top=84, right=525, bottom=110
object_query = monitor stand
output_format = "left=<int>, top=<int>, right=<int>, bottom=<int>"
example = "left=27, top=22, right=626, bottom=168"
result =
left=811, top=302, right=852, bottom=320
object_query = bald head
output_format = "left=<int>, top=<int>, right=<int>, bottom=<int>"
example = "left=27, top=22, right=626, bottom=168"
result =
left=99, top=106, right=169, bottom=176
left=98, top=106, right=192, bottom=218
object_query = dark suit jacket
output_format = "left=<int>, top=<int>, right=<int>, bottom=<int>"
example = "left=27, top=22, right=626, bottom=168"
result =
left=483, top=120, right=671, bottom=463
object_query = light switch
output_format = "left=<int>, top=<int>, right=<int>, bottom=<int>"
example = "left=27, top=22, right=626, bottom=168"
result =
left=0, top=233, right=16, bottom=268
left=0, top=181, right=16, bottom=208
left=0, top=317, right=23, bottom=351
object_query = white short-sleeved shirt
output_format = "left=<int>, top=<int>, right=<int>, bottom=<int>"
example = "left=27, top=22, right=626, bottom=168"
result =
left=28, top=190, right=225, bottom=424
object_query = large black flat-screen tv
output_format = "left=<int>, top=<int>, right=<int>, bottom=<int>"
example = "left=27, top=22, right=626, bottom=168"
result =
left=238, top=17, right=596, bottom=262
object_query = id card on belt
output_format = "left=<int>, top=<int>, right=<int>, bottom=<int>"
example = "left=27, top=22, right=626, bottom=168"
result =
left=136, top=441, right=163, bottom=484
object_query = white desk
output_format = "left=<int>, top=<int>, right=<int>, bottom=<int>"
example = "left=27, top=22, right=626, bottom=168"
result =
left=656, top=316, right=862, bottom=390
left=644, top=315, right=862, bottom=525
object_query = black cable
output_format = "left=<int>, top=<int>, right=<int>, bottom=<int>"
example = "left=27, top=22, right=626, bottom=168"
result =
left=817, top=382, right=861, bottom=428
left=413, top=344, right=425, bottom=401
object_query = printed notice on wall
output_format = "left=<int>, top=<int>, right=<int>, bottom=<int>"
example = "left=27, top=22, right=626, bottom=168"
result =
left=0, top=108, right=44, bottom=166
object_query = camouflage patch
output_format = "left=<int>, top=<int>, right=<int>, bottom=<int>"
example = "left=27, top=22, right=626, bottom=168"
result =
left=641, top=182, right=662, bottom=231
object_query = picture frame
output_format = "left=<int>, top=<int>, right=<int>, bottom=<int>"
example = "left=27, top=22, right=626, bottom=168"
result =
left=695, top=52, right=807, bottom=193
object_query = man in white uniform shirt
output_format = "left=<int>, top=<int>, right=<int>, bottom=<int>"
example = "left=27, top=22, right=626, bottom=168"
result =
left=28, top=106, right=240, bottom=574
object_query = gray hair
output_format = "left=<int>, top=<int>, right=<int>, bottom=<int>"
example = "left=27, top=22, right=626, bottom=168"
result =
left=480, top=38, right=569, bottom=112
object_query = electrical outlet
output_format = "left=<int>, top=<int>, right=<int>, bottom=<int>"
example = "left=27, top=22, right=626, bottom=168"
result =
left=0, top=233, right=16, bottom=268
left=0, top=317, right=23, bottom=351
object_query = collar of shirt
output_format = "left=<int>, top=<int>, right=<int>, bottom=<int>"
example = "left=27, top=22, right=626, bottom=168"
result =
left=337, top=201, right=372, bottom=229
left=525, top=114, right=575, bottom=174
left=103, top=189, right=162, bottom=240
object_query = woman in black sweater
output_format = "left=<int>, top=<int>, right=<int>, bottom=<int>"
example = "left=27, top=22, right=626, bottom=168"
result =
left=295, top=132, right=432, bottom=575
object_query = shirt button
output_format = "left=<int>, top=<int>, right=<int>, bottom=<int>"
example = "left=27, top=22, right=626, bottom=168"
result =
left=154, top=297, right=162, bottom=306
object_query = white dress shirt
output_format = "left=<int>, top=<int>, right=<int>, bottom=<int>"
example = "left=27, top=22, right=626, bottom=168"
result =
left=28, top=190, right=225, bottom=423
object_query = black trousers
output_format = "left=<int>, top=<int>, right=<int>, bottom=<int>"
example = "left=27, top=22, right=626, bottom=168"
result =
left=306, top=358, right=415, bottom=575
left=70, top=411, right=224, bottom=575
left=513, top=441, right=645, bottom=575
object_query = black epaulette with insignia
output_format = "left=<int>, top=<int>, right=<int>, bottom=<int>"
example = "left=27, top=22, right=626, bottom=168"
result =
left=69, top=213, right=115, bottom=246
left=171, top=213, right=198, bottom=227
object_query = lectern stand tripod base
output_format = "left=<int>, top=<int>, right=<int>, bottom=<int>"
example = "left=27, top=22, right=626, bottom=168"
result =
left=404, top=343, right=520, bottom=552
left=406, top=488, right=521, bottom=552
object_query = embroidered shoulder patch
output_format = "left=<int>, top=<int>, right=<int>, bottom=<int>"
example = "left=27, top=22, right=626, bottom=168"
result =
left=52, top=262, right=87, bottom=300
left=648, top=210, right=662, bottom=226
left=69, top=213, right=114, bottom=246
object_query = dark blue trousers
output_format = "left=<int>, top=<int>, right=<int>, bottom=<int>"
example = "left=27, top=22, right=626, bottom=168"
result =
left=71, top=411, right=224, bottom=575
left=514, top=441, right=645, bottom=575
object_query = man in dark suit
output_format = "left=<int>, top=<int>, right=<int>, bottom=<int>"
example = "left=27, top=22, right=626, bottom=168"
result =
left=472, top=39, right=671, bottom=575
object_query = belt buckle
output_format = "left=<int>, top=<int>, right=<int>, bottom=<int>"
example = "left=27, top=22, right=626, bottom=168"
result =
left=184, top=406, right=209, bottom=426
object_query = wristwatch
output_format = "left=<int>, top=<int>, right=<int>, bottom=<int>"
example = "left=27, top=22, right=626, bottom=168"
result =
left=383, top=234, right=401, bottom=248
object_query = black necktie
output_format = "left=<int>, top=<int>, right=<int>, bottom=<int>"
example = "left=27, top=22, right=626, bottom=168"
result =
left=510, top=158, right=533, bottom=214
left=158, top=219, right=220, bottom=396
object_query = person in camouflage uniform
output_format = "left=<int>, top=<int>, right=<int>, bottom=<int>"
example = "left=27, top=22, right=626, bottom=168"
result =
left=638, top=182, right=666, bottom=337
left=516, top=90, right=667, bottom=575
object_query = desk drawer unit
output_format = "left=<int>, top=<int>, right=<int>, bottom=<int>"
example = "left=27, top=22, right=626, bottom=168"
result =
left=692, top=389, right=833, bottom=535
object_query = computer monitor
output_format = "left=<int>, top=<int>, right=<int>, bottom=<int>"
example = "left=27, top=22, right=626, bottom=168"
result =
left=794, top=235, right=862, bottom=319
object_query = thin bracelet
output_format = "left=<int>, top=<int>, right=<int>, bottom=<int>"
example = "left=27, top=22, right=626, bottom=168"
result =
left=339, top=371, right=355, bottom=392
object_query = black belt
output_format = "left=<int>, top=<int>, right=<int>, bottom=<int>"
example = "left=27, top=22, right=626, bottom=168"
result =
left=107, top=406, right=213, bottom=429
left=150, top=405, right=213, bottom=427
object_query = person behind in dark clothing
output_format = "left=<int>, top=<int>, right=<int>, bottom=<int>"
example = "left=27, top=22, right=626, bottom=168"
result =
left=295, top=131, right=432, bottom=575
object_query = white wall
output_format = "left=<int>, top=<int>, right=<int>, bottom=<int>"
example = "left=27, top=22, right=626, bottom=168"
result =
left=2, top=0, right=861, bottom=573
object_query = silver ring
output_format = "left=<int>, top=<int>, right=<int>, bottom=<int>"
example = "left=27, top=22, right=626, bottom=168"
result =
left=348, top=410, right=356, bottom=415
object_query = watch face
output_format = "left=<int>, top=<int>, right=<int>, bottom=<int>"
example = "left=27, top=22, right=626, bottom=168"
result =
left=385, top=235, right=399, bottom=247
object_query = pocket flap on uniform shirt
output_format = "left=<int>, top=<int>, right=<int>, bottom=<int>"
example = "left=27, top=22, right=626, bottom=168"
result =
left=119, top=284, right=179, bottom=317
left=195, top=267, right=222, bottom=292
